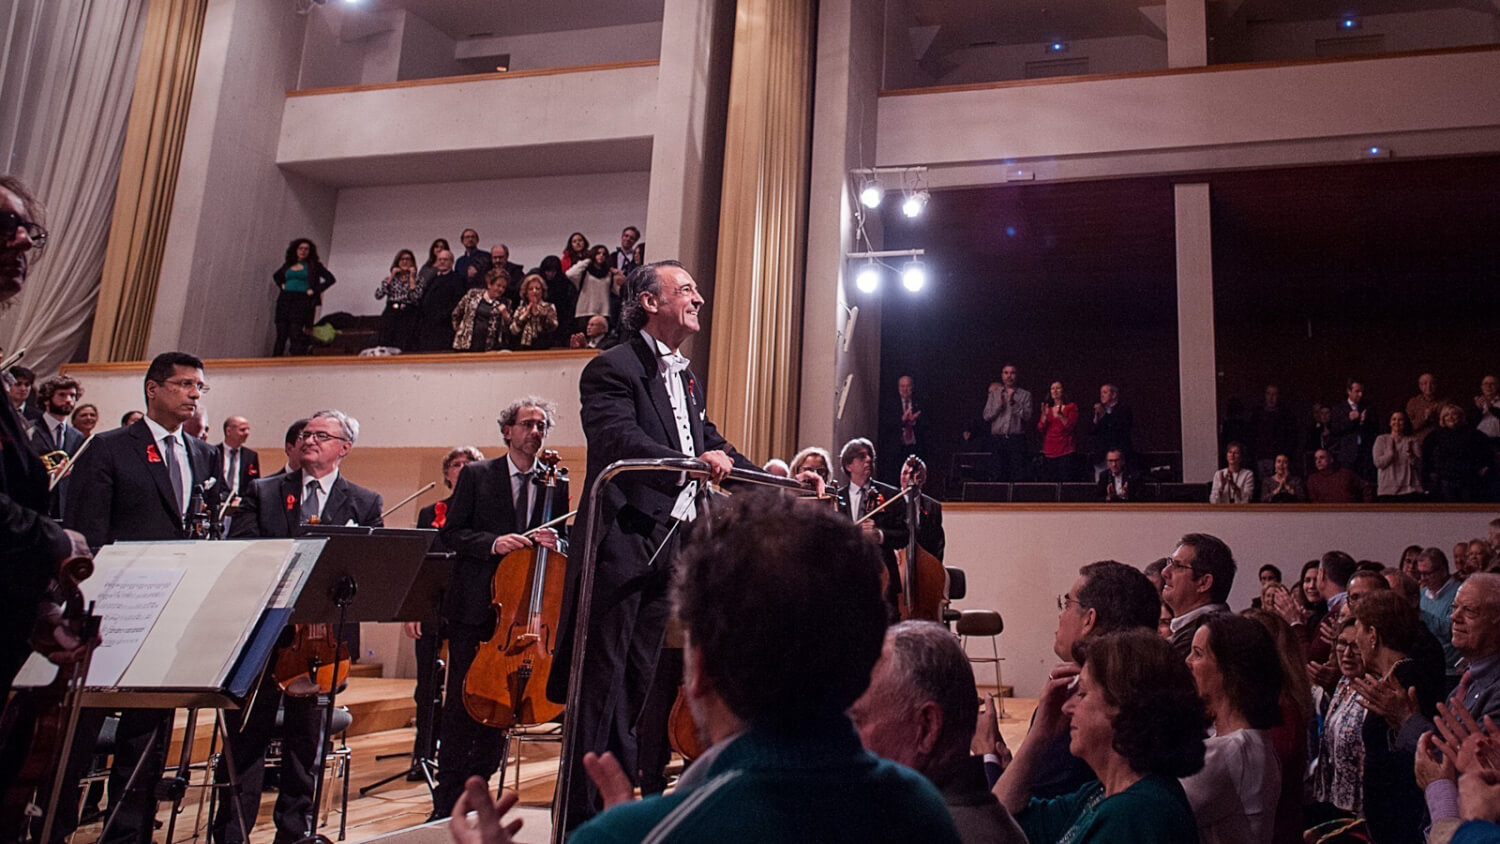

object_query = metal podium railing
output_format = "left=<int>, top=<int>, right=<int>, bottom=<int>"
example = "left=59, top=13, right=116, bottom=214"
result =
left=550, top=458, right=817, bottom=842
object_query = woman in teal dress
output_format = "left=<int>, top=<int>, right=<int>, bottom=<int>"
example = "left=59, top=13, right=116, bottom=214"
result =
left=272, top=238, right=336, bottom=355
left=996, top=629, right=1208, bottom=843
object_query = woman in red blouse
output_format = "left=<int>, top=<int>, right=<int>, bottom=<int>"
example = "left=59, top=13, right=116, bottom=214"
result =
left=1037, top=380, right=1080, bottom=481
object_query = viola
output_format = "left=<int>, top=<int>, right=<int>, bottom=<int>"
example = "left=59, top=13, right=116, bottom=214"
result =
left=272, top=623, right=351, bottom=697
left=463, top=449, right=568, bottom=728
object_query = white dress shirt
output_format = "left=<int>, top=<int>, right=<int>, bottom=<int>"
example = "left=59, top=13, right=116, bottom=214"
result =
left=302, top=467, right=340, bottom=521
left=642, top=330, right=697, bottom=521
left=143, top=415, right=192, bottom=516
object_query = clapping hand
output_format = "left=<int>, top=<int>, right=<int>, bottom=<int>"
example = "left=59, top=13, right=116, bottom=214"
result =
left=1416, top=730, right=1457, bottom=789
left=1351, top=666, right=1420, bottom=730
left=448, top=778, right=523, bottom=844
left=583, top=751, right=637, bottom=810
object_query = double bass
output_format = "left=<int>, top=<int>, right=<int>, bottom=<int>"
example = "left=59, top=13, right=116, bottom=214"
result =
left=464, top=449, right=568, bottom=728
left=896, top=455, right=948, bottom=622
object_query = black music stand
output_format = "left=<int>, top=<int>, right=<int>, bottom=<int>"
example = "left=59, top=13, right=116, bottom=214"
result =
left=290, top=528, right=430, bottom=844
left=360, top=550, right=454, bottom=797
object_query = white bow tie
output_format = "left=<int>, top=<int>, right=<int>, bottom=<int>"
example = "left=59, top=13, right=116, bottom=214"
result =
left=661, top=352, right=690, bottom=378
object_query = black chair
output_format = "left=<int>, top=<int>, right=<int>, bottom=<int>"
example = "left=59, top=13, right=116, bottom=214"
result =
left=1058, top=483, right=1098, bottom=503
left=1011, top=483, right=1060, bottom=503
left=1156, top=482, right=1210, bottom=503
left=963, top=482, right=1011, bottom=502
left=942, top=567, right=966, bottom=627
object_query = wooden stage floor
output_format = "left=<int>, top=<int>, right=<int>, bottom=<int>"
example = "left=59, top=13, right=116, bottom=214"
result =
left=68, top=680, right=1037, bottom=844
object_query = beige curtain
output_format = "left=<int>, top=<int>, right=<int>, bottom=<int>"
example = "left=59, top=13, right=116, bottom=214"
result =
left=0, top=0, right=147, bottom=377
left=90, top=0, right=207, bottom=362
left=705, top=0, right=815, bottom=462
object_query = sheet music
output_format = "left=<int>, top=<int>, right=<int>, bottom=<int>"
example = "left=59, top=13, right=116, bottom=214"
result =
left=86, top=568, right=185, bottom=687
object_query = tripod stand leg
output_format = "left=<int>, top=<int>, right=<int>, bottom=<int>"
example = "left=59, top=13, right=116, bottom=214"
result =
left=164, top=707, right=199, bottom=844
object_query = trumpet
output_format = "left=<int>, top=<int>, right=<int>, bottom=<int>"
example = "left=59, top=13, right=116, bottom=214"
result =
left=44, top=433, right=95, bottom=491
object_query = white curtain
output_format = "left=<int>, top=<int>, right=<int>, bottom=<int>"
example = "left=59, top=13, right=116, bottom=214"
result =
left=0, top=0, right=146, bottom=377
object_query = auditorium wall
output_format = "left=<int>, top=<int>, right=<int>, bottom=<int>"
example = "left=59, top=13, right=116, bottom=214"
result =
left=320, top=171, right=651, bottom=316
left=945, top=504, right=1497, bottom=698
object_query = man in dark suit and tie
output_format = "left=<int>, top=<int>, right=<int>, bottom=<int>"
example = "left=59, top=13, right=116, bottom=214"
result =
left=63, top=351, right=225, bottom=844
left=213, top=415, right=258, bottom=519
left=28, top=375, right=85, bottom=518
left=549, top=260, right=757, bottom=831
left=836, top=437, right=911, bottom=614
left=431, top=398, right=567, bottom=818
left=611, top=225, right=641, bottom=273
left=213, top=409, right=382, bottom=844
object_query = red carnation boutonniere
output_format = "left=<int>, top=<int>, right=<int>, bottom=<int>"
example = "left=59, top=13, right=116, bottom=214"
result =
left=248, top=464, right=258, bottom=477
left=432, top=501, right=447, bottom=529
left=285, top=493, right=296, bottom=512
left=146, top=444, right=163, bottom=463
left=873, top=492, right=886, bottom=509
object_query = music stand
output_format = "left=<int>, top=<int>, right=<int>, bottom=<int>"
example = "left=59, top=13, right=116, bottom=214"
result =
left=360, top=549, right=454, bottom=797
left=290, top=527, right=430, bottom=844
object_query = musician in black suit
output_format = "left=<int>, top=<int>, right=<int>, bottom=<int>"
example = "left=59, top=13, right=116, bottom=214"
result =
left=29, top=375, right=85, bottom=519
left=214, top=409, right=382, bottom=844
left=213, top=415, right=259, bottom=498
left=835, top=437, right=911, bottom=614
left=549, top=260, right=757, bottom=831
left=900, top=457, right=945, bottom=562
left=62, top=351, right=224, bottom=844
left=431, top=401, right=568, bottom=817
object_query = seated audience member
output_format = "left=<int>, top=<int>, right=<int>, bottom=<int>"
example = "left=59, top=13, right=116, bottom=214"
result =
left=375, top=248, right=423, bottom=350
left=1036, top=381, right=1080, bottom=482
left=1425, top=403, right=1492, bottom=501
left=271, top=237, right=336, bottom=356
left=1097, top=449, right=1145, bottom=502
left=1183, top=613, right=1284, bottom=844
left=762, top=458, right=790, bottom=477
left=1399, top=544, right=1423, bottom=578
left=789, top=446, right=833, bottom=484
left=454, top=228, right=491, bottom=284
left=569, top=314, right=613, bottom=350
left=418, top=249, right=465, bottom=351
left=559, top=231, right=590, bottom=271
left=1345, top=591, right=1444, bottom=844
left=539, top=255, right=577, bottom=346
left=457, top=492, right=961, bottom=842
left=994, top=630, right=1206, bottom=844
left=850, top=621, right=1028, bottom=844
left=568, top=244, right=622, bottom=333
left=489, top=244, right=524, bottom=288
left=1259, top=454, right=1305, bottom=502
left=1306, top=449, right=1366, bottom=503
left=70, top=402, right=98, bottom=438
left=1308, top=619, right=1369, bottom=825
left=1209, top=441, right=1255, bottom=504
left=451, top=268, right=513, bottom=352
left=1406, top=372, right=1444, bottom=442
left=1473, top=374, right=1500, bottom=436
left=1162, top=533, right=1237, bottom=661
left=1418, top=548, right=1463, bottom=683
left=508, top=273, right=559, bottom=350
left=1241, top=608, right=1315, bottom=844
left=1373, top=410, right=1424, bottom=501
left=1032, top=561, right=1162, bottom=799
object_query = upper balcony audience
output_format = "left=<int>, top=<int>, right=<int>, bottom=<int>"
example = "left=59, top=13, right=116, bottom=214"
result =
left=271, top=238, right=336, bottom=356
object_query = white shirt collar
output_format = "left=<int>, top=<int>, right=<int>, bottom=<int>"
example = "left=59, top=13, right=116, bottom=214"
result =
left=44, top=412, right=68, bottom=428
left=142, top=414, right=183, bottom=443
left=506, top=453, right=531, bottom=479
left=1169, top=602, right=1227, bottom=634
left=641, top=329, right=690, bottom=374
left=302, top=465, right=340, bottom=490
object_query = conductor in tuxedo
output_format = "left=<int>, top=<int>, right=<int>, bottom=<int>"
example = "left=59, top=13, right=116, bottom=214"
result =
left=63, top=351, right=225, bottom=844
left=548, top=260, right=757, bottom=831
left=214, top=409, right=383, bottom=844
left=28, top=374, right=85, bottom=518
left=835, top=437, right=911, bottom=614
left=431, top=399, right=568, bottom=817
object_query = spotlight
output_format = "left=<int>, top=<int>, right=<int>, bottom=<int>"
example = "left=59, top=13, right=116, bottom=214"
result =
left=855, top=263, right=881, bottom=293
left=1340, top=16, right=1360, bottom=29
left=1048, top=41, right=1069, bottom=53
left=901, top=261, right=926, bottom=292
left=901, top=190, right=929, bottom=218
left=859, top=178, right=885, bottom=209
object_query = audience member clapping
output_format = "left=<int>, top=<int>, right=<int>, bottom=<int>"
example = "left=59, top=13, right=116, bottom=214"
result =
left=508, top=274, right=558, bottom=350
left=1182, top=613, right=1284, bottom=844
left=1374, top=411, right=1424, bottom=501
left=1474, top=375, right=1500, bottom=437
left=538, top=255, right=577, bottom=345
left=1242, top=607, right=1315, bottom=844
left=569, top=315, right=612, bottom=350
left=450, top=268, right=512, bottom=352
left=1036, top=381, right=1080, bottom=482
left=1209, top=441, right=1255, bottom=504
left=1260, top=454, right=1305, bottom=502
left=1425, top=404, right=1492, bottom=501
left=1308, top=618, right=1369, bottom=825
left=995, top=630, right=1207, bottom=844
left=376, top=248, right=423, bottom=350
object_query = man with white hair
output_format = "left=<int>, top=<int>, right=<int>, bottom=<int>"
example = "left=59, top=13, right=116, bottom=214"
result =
left=215, top=409, right=383, bottom=844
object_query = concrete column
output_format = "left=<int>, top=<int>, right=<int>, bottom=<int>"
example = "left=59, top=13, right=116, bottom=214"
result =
left=1166, top=0, right=1208, bottom=68
left=799, top=0, right=885, bottom=455
left=1175, top=182, right=1218, bottom=482
left=642, top=0, right=736, bottom=362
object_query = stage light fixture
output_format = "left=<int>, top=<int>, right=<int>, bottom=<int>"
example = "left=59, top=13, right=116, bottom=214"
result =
left=901, top=190, right=929, bottom=218
left=859, top=178, right=885, bottom=209
left=855, top=262, right=881, bottom=293
left=901, top=261, right=926, bottom=292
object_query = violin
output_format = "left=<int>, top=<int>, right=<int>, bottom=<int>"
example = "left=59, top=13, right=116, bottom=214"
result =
left=272, top=623, right=351, bottom=697
left=464, top=449, right=568, bottom=728
left=896, top=456, right=948, bottom=622
left=1, top=551, right=100, bottom=843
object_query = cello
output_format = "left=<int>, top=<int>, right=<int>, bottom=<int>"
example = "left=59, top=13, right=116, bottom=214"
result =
left=464, top=449, right=568, bottom=728
left=896, top=455, right=948, bottom=622
left=272, top=516, right=352, bottom=697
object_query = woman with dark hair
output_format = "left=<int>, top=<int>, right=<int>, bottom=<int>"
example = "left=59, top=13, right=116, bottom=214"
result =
left=1373, top=410, right=1423, bottom=501
left=1184, top=613, right=1284, bottom=844
left=1037, top=381, right=1080, bottom=481
left=538, top=254, right=577, bottom=346
left=375, top=248, right=423, bottom=350
left=1398, top=545, right=1422, bottom=578
left=1241, top=608, right=1313, bottom=844
left=1424, top=403, right=1492, bottom=501
left=507, top=273, right=559, bottom=350
left=559, top=231, right=590, bottom=271
left=1348, top=591, right=1443, bottom=843
left=997, top=629, right=1206, bottom=843
left=271, top=238, right=336, bottom=355
left=567, top=243, right=620, bottom=334
left=421, top=237, right=450, bottom=270
left=450, top=267, right=512, bottom=352
left=1259, top=454, right=1305, bottom=502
